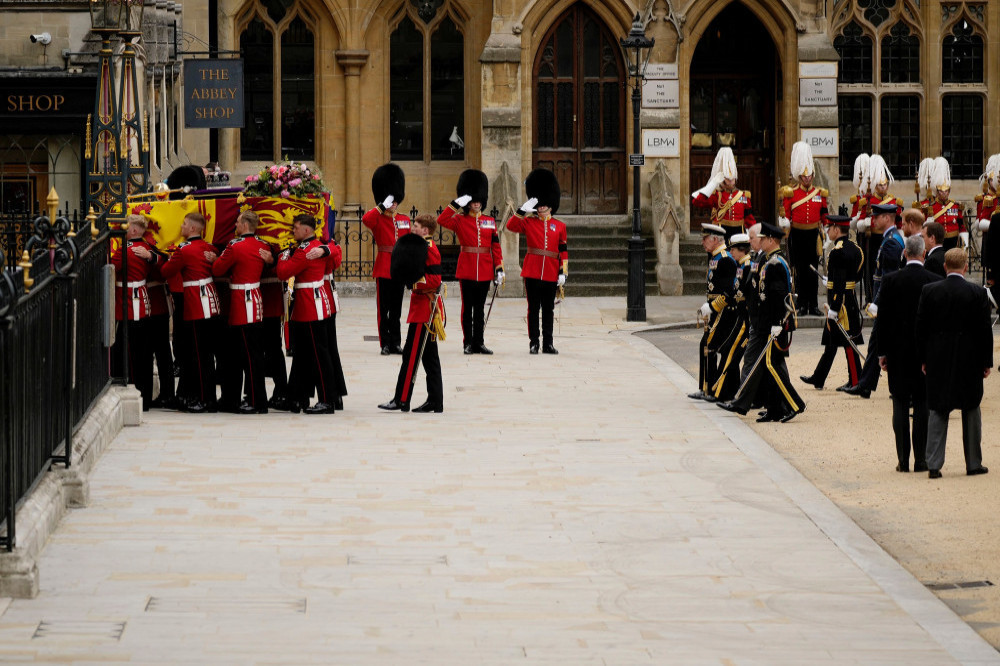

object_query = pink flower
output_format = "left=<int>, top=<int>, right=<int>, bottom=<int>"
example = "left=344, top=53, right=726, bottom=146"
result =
left=269, top=165, right=278, bottom=174
left=313, top=175, right=320, bottom=180
left=281, top=189, right=291, bottom=198
left=274, top=179, right=282, bottom=187
left=289, top=178, right=302, bottom=187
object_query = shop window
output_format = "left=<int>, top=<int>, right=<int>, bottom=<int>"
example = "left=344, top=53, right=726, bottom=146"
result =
left=880, top=22, right=919, bottom=83
left=942, top=95, right=983, bottom=179
left=942, top=19, right=983, bottom=83
left=834, top=21, right=873, bottom=84
left=838, top=96, right=873, bottom=179
left=389, top=2, right=466, bottom=162
left=880, top=96, right=920, bottom=176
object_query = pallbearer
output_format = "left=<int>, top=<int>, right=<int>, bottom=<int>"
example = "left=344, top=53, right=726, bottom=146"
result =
left=690, top=146, right=756, bottom=241
left=921, top=157, right=966, bottom=250
left=362, top=163, right=410, bottom=355
left=438, top=169, right=504, bottom=354
left=507, top=168, right=569, bottom=354
left=779, top=141, right=828, bottom=317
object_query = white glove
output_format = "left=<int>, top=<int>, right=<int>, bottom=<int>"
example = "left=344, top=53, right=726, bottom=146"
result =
left=866, top=303, right=878, bottom=317
left=693, top=173, right=724, bottom=199
left=557, top=274, right=566, bottom=287
left=519, top=197, right=538, bottom=213
left=494, top=271, right=505, bottom=286
left=826, top=307, right=838, bottom=321
left=381, top=195, right=394, bottom=208
left=770, top=326, right=782, bottom=337
left=979, top=218, right=991, bottom=232
left=820, top=275, right=828, bottom=287
left=960, top=231, right=970, bottom=247
left=699, top=303, right=712, bottom=318
left=857, top=218, right=871, bottom=233
left=455, top=195, right=473, bottom=207
left=850, top=215, right=860, bottom=232
left=778, top=217, right=790, bottom=229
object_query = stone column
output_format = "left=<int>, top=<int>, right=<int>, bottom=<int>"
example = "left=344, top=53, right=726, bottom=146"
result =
left=335, top=50, right=370, bottom=208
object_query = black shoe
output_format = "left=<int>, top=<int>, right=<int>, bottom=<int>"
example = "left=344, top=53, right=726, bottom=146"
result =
left=688, top=391, right=706, bottom=401
left=269, top=397, right=300, bottom=413
left=808, top=307, right=824, bottom=317
left=780, top=405, right=805, bottom=423
left=304, top=402, right=335, bottom=414
left=717, top=401, right=748, bottom=416
left=218, top=402, right=242, bottom=414
left=968, top=466, right=989, bottom=476
left=151, top=396, right=182, bottom=411
left=381, top=346, right=392, bottom=356
left=378, top=399, right=409, bottom=412
left=334, top=396, right=344, bottom=410
left=542, top=344, right=558, bottom=354
left=391, top=345, right=404, bottom=355
left=800, top=375, right=823, bottom=389
left=239, top=404, right=267, bottom=414
left=185, top=401, right=209, bottom=414
left=835, top=382, right=852, bottom=392
left=756, top=412, right=779, bottom=423
left=895, top=464, right=909, bottom=473
left=796, top=307, right=808, bottom=316
left=477, top=345, right=493, bottom=355
left=914, top=463, right=928, bottom=473
left=412, top=401, right=443, bottom=413
left=844, top=384, right=871, bottom=399
left=529, top=343, right=539, bottom=354
left=929, top=469, right=942, bottom=479
left=464, top=345, right=475, bottom=355
left=702, top=394, right=718, bottom=403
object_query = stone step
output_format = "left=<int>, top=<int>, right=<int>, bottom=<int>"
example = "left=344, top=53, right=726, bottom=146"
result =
left=567, top=283, right=661, bottom=297
left=560, top=214, right=631, bottom=228
left=571, top=258, right=657, bottom=272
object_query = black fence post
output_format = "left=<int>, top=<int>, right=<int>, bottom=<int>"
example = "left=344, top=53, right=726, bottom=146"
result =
left=0, top=245, right=17, bottom=551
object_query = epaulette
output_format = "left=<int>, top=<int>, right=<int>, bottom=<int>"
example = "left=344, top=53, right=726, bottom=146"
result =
left=819, top=188, right=829, bottom=198
left=834, top=240, right=844, bottom=249
left=744, top=190, right=752, bottom=199
left=975, top=194, right=984, bottom=203
left=912, top=200, right=922, bottom=209
left=985, top=195, right=995, bottom=207
left=894, top=197, right=903, bottom=206
left=228, top=237, right=242, bottom=246
left=178, top=240, right=191, bottom=248
left=766, top=253, right=786, bottom=267
left=779, top=186, right=794, bottom=199
left=850, top=195, right=858, bottom=204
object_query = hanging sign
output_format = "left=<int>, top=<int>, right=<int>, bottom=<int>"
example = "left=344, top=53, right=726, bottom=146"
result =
left=183, top=59, right=244, bottom=128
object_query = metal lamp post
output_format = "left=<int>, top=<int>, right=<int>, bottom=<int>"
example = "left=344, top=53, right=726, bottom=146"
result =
left=620, top=13, right=653, bottom=322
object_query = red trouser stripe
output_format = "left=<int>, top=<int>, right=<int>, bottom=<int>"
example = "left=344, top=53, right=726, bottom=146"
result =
left=846, top=347, right=859, bottom=385
left=400, top=327, right=422, bottom=403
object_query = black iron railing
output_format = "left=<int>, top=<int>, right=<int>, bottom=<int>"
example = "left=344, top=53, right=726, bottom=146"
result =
left=0, top=204, right=111, bottom=551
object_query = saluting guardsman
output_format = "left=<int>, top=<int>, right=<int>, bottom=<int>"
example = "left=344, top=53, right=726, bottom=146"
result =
left=211, top=210, right=274, bottom=414
left=437, top=169, right=504, bottom=355
left=507, top=168, right=568, bottom=354
left=690, top=147, right=756, bottom=241
left=718, top=222, right=805, bottom=423
left=712, top=232, right=753, bottom=402
left=920, top=157, right=966, bottom=250
left=363, top=163, right=410, bottom=355
left=276, top=214, right=338, bottom=414
left=688, top=223, right=738, bottom=402
left=379, top=215, right=446, bottom=413
left=160, top=211, right=221, bottom=413
left=800, top=215, right=864, bottom=390
left=110, top=214, right=161, bottom=410
left=779, top=141, right=828, bottom=317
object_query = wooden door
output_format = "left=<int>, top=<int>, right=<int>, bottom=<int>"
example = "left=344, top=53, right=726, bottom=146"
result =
left=533, top=5, right=625, bottom=215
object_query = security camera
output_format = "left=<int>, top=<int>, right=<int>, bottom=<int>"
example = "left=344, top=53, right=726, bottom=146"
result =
left=30, top=33, right=52, bottom=45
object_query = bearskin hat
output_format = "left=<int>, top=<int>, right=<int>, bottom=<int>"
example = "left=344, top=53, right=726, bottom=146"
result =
left=372, top=163, right=405, bottom=205
left=525, top=168, right=561, bottom=215
left=166, top=164, right=207, bottom=200
left=390, top=232, right=428, bottom=286
left=457, top=169, right=489, bottom=209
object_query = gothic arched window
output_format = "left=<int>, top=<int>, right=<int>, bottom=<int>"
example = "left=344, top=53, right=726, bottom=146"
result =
left=942, top=19, right=983, bottom=83
left=834, top=21, right=873, bottom=84
left=880, top=22, right=919, bottom=83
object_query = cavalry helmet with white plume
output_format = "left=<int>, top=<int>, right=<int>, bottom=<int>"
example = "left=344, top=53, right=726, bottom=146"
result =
left=915, top=158, right=934, bottom=198
left=790, top=141, right=814, bottom=180
left=852, top=153, right=870, bottom=193
left=930, top=156, right=952, bottom=193
left=981, top=154, right=1000, bottom=192
left=711, top=147, right=738, bottom=182
left=866, top=154, right=893, bottom=191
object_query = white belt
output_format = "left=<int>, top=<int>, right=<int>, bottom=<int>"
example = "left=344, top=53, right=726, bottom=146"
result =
left=116, top=280, right=146, bottom=319
left=294, top=280, right=325, bottom=289
left=324, top=274, right=333, bottom=282
left=182, top=278, right=214, bottom=287
left=230, top=282, right=261, bottom=290
left=115, top=280, right=146, bottom=288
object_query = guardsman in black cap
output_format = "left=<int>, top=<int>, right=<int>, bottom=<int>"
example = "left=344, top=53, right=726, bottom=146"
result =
left=363, top=163, right=410, bottom=355
left=800, top=215, right=864, bottom=390
left=689, top=223, right=738, bottom=401
left=711, top=232, right=752, bottom=402
left=438, top=169, right=503, bottom=354
left=718, top=221, right=805, bottom=423
left=507, top=168, right=568, bottom=354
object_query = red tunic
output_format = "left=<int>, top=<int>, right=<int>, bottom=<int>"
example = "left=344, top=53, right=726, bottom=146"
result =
left=212, top=233, right=271, bottom=326
left=782, top=185, right=828, bottom=229
left=276, top=237, right=332, bottom=322
left=408, top=238, right=443, bottom=324
left=323, top=243, right=343, bottom=314
left=436, top=206, right=503, bottom=281
left=976, top=193, right=998, bottom=223
left=691, top=188, right=756, bottom=233
left=506, top=213, right=568, bottom=282
left=160, top=236, right=220, bottom=321
left=362, top=207, right=412, bottom=279
left=260, top=243, right=285, bottom=319
left=923, top=199, right=965, bottom=238
left=110, top=238, right=155, bottom=321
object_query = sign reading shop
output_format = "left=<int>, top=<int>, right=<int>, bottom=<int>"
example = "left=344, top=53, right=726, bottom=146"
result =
left=0, top=75, right=96, bottom=133
left=183, top=59, right=244, bottom=129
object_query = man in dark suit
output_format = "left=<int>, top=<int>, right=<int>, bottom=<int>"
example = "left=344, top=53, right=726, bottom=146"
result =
left=877, top=235, right=942, bottom=473
left=921, top=221, right=946, bottom=277
left=916, top=248, right=993, bottom=479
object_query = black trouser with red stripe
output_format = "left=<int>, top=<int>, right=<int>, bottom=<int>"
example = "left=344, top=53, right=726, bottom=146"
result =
left=810, top=342, right=861, bottom=387
left=524, top=278, right=557, bottom=347
left=460, top=279, right=491, bottom=347
left=261, top=316, right=288, bottom=400
left=288, top=319, right=337, bottom=406
left=393, top=322, right=442, bottom=407
left=376, top=277, right=405, bottom=349
left=324, top=314, right=348, bottom=399
left=112, top=318, right=153, bottom=409
left=231, top=321, right=266, bottom=411
left=183, top=317, right=218, bottom=406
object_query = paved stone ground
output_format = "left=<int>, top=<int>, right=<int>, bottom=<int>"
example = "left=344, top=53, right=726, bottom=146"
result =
left=0, top=295, right=997, bottom=664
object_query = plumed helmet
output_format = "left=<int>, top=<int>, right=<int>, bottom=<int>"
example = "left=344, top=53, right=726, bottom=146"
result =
left=790, top=141, right=814, bottom=179
left=981, top=154, right=1000, bottom=191
left=916, top=157, right=934, bottom=197
left=456, top=169, right=489, bottom=209
left=372, top=163, right=405, bottom=204
left=711, top=147, right=738, bottom=181
left=930, top=156, right=952, bottom=191
left=390, top=232, right=428, bottom=286
left=524, top=168, right=561, bottom=214
left=866, top=154, right=893, bottom=189
left=852, top=153, right=870, bottom=192
left=166, top=164, right=207, bottom=200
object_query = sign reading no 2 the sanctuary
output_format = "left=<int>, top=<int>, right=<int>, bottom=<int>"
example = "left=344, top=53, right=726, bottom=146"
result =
left=184, top=59, right=244, bottom=128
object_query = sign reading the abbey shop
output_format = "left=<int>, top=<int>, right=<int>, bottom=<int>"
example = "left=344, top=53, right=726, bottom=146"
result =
left=183, top=59, right=244, bottom=128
